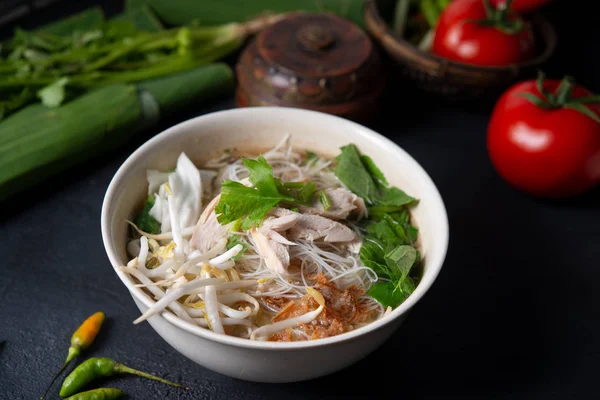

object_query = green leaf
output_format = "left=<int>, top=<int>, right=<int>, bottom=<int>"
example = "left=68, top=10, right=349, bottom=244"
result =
left=359, top=238, right=391, bottom=277
left=361, top=154, right=388, bottom=187
left=385, top=213, right=411, bottom=244
left=368, top=274, right=416, bottom=309
left=384, top=245, right=417, bottom=283
left=226, top=235, right=249, bottom=260
left=368, top=281, right=409, bottom=308
left=279, top=181, right=316, bottom=204
left=335, top=144, right=380, bottom=204
left=36, top=78, right=69, bottom=108
left=245, top=156, right=280, bottom=196
left=366, top=217, right=400, bottom=245
left=378, top=186, right=416, bottom=207
left=215, top=155, right=296, bottom=230
left=408, top=226, right=418, bottom=242
left=216, top=181, right=281, bottom=230
left=335, top=144, right=417, bottom=211
left=297, top=181, right=317, bottom=204
left=360, top=208, right=419, bottom=309
left=390, top=209, right=410, bottom=225
left=134, top=194, right=160, bottom=234
left=421, top=0, right=441, bottom=28
left=282, top=182, right=306, bottom=189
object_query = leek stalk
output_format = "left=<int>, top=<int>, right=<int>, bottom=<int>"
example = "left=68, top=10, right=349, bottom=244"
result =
left=0, top=64, right=233, bottom=200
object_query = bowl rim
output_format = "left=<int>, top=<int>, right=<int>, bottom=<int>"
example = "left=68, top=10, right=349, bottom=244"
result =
left=363, top=0, right=557, bottom=74
left=101, top=107, right=449, bottom=350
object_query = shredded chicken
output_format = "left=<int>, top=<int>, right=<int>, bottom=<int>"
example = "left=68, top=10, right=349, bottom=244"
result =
left=259, top=215, right=297, bottom=245
left=191, top=195, right=231, bottom=252
left=299, top=187, right=366, bottom=220
left=270, top=208, right=356, bottom=242
left=250, top=227, right=290, bottom=274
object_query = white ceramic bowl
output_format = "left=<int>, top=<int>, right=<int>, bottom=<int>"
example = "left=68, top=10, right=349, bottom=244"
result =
left=101, top=107, right=449, bottom=383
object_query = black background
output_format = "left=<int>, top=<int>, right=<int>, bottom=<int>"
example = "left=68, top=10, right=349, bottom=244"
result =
left=1, top=1, right=599, bottom=399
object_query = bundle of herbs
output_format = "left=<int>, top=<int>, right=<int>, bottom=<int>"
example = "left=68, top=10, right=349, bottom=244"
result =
left=0, top=4, right=288, bottom=199
left=0, top=7, right=284, bottom=119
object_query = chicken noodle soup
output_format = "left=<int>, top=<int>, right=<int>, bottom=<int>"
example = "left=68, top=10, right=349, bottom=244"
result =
left=122, top=135, right=421, bottom=341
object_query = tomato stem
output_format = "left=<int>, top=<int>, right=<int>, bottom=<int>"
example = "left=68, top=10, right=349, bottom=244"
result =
left=555, top=76, right=575, bottom=104
left=476, top=0, right=523, bottom=34
left=520, top=72, right=600, bottom=123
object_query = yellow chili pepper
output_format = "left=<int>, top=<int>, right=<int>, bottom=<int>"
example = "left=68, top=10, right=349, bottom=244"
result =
left=40, top=311, right=105, bottom=400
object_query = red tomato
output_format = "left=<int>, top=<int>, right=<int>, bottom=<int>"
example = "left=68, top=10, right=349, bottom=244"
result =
left=490, top=0, right=552, bottom=13
left=432, top=0, right=535, bottom=66
left=487, top=77, right=600, bottom=198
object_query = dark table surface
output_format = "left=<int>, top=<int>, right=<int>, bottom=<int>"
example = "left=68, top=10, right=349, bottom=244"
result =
left=1, top=1, right=600, bottom=399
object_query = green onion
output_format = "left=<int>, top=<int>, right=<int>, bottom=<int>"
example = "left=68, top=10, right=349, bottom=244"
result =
left=0, top=11, right=286, bottom=119
left=319, top=191, right=332, bottom=211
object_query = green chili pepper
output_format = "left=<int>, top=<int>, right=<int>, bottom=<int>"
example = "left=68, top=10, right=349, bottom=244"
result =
left=41, top=311, right=105, bottom=400
left=60, top=357, right=189, bottom=398
left=63, top=388, right=124, bottom=400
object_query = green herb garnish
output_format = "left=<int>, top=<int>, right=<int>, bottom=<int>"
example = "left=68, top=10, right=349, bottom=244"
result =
left=304, top=150, right=319, bottom=165
left=335, top=144, right=416, bottom=210
left=319, top=190, right=332, bottom=211
left=133, top=194, right=160, bottom=234
left=215, top=156, right=312, bottom=231
left=334, top=144, right=420, bottom=308
left=335, top=144, right=380, bottom=204
left=36, top=77, right=69, bottom=107
left=226, top=235, right=249, bottom=260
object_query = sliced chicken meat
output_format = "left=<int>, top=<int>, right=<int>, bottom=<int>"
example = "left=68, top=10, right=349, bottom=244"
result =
left=270, top=208, right=356, bottom=242
left=258, top=215, right=298, bottom=246
left=191, top=195, right=231, bottom=253
left=250, top=227, right=290, bottom=275
left=298, top=187, right=367, bottom=220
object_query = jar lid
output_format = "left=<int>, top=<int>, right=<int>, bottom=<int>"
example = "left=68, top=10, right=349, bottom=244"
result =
left=236, top=13, right=385, bottom=123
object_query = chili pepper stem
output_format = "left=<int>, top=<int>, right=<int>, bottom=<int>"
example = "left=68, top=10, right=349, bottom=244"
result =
left=115, top=362, right=190, bottom=389
left=39, top=350, right=78, bottom=400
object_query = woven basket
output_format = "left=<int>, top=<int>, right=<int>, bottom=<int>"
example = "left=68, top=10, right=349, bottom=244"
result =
left=363, top=0, right=557, bottom=100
